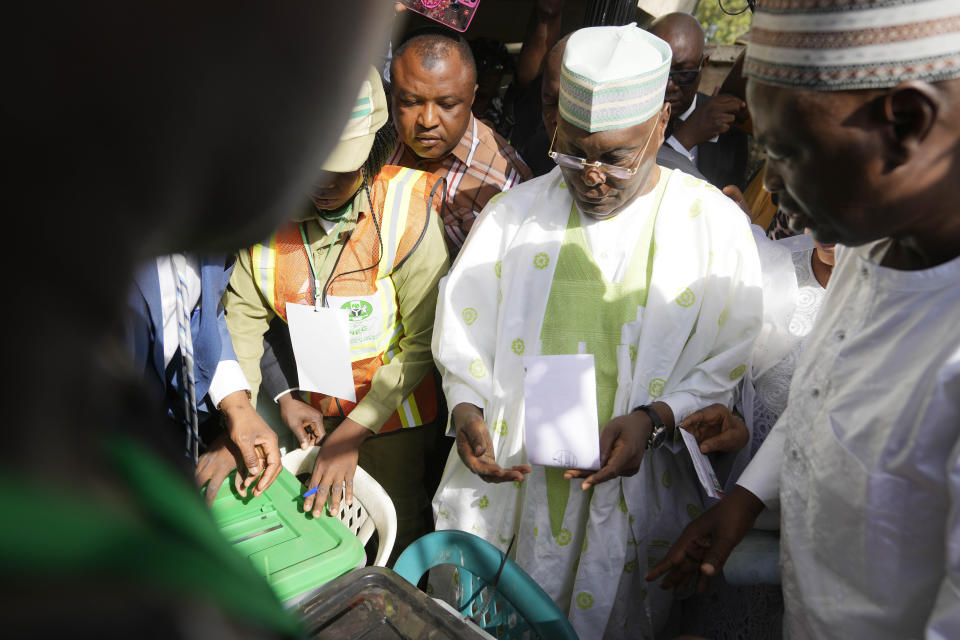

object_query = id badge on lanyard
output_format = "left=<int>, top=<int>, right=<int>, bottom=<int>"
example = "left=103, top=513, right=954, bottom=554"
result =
left=286, top=302, right=356, bottom=402
left=285, top=217, right=357, bottom=402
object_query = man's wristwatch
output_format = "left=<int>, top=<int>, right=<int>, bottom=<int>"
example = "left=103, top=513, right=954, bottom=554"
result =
left=633, top=404, right=667, bottom=450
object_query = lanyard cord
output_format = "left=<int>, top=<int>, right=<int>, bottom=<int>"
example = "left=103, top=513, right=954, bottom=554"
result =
left=323, top=168, right=384, bottom=306
left=299, top=215, right=347, bottom=306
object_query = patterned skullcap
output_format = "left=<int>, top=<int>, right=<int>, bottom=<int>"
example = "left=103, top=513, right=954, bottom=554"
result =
left=559, top=23, right=672, bottom=132
left=745, top=0, right=960, bottom=91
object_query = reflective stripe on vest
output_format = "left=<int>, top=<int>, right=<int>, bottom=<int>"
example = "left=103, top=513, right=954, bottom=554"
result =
left=249, top=166, right=437, bottom=432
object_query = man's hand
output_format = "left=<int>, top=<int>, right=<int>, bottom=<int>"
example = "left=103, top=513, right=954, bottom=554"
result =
left=453, top=403, right=531, bottom=483
left=219, top=390, right=282, bottom=498
left=679, top=403, right=750, bottom=454
left=196, top=433, right=242, bottom=506
left=564, top=410, right=654, bottom=490
left=645, top=485, right=764, bottom=594
left=672, top=91, right=747, bottom=150
left=278, top=391, right=325, bottom=450
left=722, top=185, right=751, bottom=220
left=303, top=418, right=371, bottom=518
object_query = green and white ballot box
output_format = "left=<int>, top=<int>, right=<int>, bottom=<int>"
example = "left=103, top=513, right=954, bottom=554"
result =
left=208, top=467, right=364, bottom=606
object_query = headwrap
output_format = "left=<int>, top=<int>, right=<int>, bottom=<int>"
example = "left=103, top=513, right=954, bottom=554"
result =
left=745, top=0, right=960, bottom=90
left=559, top=23, right=672, bottom=132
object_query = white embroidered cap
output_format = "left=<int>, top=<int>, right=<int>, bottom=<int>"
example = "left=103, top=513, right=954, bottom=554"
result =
left=559, top=23, right=672, bottom=132
left=745, top=0, right=960, bottom=91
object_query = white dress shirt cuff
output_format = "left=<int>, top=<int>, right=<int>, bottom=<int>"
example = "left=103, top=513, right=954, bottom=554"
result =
left=207, top=359, right=252, bottom=409
left=657, top=391, right=698, bottom=454
left=735, top=425, right=785, bottom=508
left=273, top=387, right=299, bottom=403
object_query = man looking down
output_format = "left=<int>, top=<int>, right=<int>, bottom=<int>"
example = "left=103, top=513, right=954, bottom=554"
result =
left=647, top=1, right=960, bottom=637
left=430, top=23, right=762, bottom=639
left=387, top=26, right=532, bottom=258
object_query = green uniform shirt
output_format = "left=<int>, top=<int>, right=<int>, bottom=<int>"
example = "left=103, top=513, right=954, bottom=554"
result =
left=224, top=187, right=449, bottom=433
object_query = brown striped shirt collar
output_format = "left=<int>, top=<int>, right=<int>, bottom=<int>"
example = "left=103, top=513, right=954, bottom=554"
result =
left=388, top=115, right=532, bottom=256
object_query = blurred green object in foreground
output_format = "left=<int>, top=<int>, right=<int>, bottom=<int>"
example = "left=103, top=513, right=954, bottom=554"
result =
left=0, top=435, right=301, bottom=636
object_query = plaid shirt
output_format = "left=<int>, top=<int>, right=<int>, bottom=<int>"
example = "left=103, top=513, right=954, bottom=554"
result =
left=387, top=115, right=532, bottom=256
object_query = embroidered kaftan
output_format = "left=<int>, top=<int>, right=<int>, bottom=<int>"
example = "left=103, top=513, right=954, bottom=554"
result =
left=431, top=167, right=763, bottom=639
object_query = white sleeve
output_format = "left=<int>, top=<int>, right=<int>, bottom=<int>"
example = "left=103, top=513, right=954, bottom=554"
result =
left=431, top=197, right=510, bottom=427
left=736, top=417, right=785, bottom=507
left=207, top=359, right=252, bottom=409
left=925, top=355, right=960, bottom=639
left=658, top=196, right=764, bottom=450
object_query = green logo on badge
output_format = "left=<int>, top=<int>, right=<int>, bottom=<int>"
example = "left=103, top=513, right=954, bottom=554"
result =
left=341, top=299, right=373, bottom=321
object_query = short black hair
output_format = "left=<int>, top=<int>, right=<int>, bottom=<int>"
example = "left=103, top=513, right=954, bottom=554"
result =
left=392, top=25, right=477, bottom=83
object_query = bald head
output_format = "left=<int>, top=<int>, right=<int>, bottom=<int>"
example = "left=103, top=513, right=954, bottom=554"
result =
left=649, top=13, right=704, bottom=52
left=649, top=12, right=706, bottom=117
left=390, top=27, right=479, bottom=160
left=392, top=29, right=477, bottom=85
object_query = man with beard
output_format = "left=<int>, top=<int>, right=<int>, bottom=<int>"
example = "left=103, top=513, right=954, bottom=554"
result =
left=648, top=1, right=960, bottom=638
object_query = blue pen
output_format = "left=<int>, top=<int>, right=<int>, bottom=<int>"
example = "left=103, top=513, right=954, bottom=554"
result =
left=301, top=485, right=343, bottom=499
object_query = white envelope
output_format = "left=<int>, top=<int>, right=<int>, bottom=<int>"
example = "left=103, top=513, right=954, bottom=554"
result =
left=286, top=302, right=356, bottom=403
left=522, top=354, right=601, bottom=470
left=679, top=427, right=724, bottom=500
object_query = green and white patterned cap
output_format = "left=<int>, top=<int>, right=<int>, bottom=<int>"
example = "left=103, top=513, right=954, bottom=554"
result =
left=321, top=65, right=389, bottom=172
left=559, top=23, right=672, bottom=133
left=745, top=0, right=960, bottom=91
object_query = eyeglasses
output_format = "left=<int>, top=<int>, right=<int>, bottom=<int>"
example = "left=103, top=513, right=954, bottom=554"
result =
left=547, top=123, right=657, bottom=180
left=668, top=58, right=705, bottom=87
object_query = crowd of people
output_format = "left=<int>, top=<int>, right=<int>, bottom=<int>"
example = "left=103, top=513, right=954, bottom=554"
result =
left=8, top=0, right=959, bottom=639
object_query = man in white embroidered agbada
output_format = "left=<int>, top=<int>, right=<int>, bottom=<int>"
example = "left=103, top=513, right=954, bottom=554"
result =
left=648, top=1, right=960, bottom=638
left=431, top=23, right=763, bottom=639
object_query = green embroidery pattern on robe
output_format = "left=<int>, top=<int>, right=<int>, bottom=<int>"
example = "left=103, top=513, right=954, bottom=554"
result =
left=538, top=175, right=669, bottom=539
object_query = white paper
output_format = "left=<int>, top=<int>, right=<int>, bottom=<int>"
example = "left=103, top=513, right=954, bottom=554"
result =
left=522, top=354, right=601, bottom=470
left=680, top=427, right=724, bottom=499
left=286, top=302, right=356, bottom=403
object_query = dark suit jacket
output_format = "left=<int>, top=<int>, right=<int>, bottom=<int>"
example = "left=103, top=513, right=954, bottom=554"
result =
left=677, top=92, right=750, bottom=190
left=126, top=254, right=237, bottom=423
left=656, top=145, right=706, bottom=180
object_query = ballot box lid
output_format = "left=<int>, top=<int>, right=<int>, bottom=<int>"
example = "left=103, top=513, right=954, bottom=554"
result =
left=208, top=466, right=364, bottom=604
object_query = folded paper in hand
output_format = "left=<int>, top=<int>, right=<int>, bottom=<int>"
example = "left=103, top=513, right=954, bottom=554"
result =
left=679, top=427, right=724, bottom=500
left=522, top=354, right=601, bottom=470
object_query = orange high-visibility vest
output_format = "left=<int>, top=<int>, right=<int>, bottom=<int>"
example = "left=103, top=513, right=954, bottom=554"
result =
left=251, top=165, right=440, bottom=433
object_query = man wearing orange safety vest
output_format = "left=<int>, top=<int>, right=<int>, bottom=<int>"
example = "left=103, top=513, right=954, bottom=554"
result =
left=223, top=67, right=450, bottom=560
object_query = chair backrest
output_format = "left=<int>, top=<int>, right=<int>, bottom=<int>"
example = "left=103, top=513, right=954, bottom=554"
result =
left=281, top=447, right=397, bottom=567
left=393, top=530, right=578, bottom=640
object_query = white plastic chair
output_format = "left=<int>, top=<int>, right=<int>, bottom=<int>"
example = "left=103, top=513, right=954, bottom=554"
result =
left=281, top=447, right=397, bottom=567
